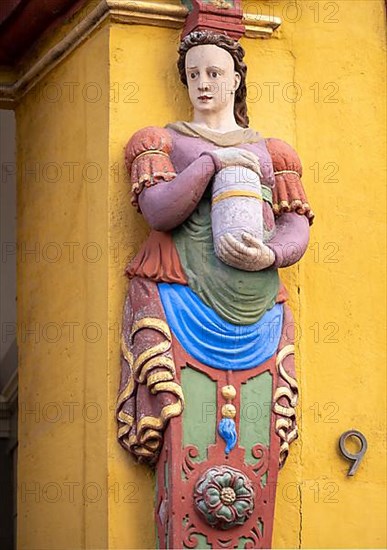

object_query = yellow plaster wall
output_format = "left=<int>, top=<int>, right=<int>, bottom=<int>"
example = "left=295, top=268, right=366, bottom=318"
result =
left=291, top=1, right=386, bottom=547
left=17, top=25, right=110, bottom=549
left=16, top=0, right=386, bottom=548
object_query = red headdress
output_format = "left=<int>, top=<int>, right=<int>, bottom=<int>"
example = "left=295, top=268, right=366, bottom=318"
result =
left=182, top=0, right=245, bottom=39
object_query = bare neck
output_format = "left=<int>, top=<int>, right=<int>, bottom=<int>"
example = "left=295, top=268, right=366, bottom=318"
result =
left=192, top=109, right=241, bottom=133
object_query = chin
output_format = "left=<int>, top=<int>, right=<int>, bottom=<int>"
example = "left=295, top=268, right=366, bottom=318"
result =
left=196, top=103, right=219, bottom=112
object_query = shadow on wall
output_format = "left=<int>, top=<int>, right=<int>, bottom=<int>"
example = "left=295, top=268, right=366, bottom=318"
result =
left=0, top=108, right=17, bottom=550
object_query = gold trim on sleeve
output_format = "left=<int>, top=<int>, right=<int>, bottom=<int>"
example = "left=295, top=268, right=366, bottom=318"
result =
left=274, top=170, right=301, bottom=177
left=134, top=150, right=170, bottom=161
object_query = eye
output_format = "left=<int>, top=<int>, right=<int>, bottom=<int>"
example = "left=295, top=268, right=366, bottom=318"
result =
left=210, top=71, right=219, bottom=78
left=189, top=72, right=198, bottom=80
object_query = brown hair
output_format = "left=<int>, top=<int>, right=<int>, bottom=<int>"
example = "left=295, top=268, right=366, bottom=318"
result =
left=177, top=30, right=249, bottom=128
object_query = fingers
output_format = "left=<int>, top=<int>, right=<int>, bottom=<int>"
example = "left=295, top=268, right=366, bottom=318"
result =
left=241, top=232, right=262, bottom=248
left=218, top=234, right=274, bottom=271
left=242, top=233, right=275, bottom=267
left=223, top=233, right=259, bottom=259
left=218, top=234, right=250, bottom=262
left=214, top=148, right=262, bottom=176
left=241, top=160, right=262, bottom=175
left=239, top=150, right=259, bottom=163
left=236, top=151, right=262, bottom=176
left=231, top=152, right=261, bottom=175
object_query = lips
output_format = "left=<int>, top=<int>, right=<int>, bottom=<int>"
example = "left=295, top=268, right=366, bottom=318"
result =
left=198, top=95, right=213, bottom=101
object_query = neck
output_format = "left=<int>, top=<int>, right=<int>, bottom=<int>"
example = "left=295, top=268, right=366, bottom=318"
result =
left=192, top=108, right=241, bottom=133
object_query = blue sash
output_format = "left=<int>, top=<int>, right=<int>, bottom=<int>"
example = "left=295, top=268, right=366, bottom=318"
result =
left=158, top=283, right=283, bottom=371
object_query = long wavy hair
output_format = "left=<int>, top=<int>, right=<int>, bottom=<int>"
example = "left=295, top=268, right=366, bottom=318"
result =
left=177, top=30, right=249, bottom=128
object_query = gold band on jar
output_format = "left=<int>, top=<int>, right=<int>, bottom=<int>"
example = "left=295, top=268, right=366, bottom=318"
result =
left=212, top=190, right=263, bottom=205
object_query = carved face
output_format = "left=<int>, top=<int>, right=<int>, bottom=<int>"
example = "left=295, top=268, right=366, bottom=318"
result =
left=185, top=44, right=241, bottom=117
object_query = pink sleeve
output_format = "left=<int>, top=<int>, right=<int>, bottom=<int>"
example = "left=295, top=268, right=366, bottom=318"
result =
left=138, top=153, right=217, bottom=231
left=267, top=212, right=310, bottom=268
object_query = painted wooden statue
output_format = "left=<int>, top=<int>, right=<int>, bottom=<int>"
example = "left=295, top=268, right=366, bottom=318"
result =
left=117, top=3, right=314, bottom=548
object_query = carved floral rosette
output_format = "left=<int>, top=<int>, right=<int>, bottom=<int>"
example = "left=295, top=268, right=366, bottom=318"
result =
left=194, top=466, right=255, bottom=529
left=180, top=442, right=269, bottom=549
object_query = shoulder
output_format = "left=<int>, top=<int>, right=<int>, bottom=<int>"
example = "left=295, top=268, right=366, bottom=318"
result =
left=265, top=138, right=302, bottom=175
left=125, top=126, right=173, bottom=166
left=127, top=126, right=171, bottom=145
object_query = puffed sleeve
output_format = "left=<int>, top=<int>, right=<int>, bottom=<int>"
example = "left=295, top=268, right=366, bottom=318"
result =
left=125, top=126, right=176, bottom=211
left=265, top=138, right=314, bottom=225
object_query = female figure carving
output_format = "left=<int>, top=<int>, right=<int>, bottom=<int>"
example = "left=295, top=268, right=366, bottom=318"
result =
left=117, top=30, right=313, bottom=549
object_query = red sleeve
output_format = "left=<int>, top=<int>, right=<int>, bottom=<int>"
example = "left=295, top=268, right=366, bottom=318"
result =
left=266, top=138, right=314, bottom=225
left=125, top=126, right=176, bottom=211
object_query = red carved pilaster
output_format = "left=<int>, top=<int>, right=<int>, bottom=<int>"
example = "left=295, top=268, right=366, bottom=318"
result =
left=156, top=337, right=282, bottom=549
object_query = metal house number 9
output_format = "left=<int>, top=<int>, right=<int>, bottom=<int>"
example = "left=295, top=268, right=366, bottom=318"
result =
left=339, top=430, right=368, bottom=476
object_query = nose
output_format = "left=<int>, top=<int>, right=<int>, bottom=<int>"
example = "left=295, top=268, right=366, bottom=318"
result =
left=198, top=80, right=210, bottom=92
